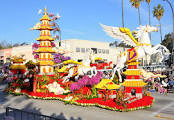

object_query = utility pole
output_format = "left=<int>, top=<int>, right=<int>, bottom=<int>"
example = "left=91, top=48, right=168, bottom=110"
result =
left=122, top=0, right=124, bottom=28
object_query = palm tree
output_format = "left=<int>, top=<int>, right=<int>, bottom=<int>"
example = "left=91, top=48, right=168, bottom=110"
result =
left=130, top=0, right=144, bottom=25
left=153, top=4, right=164, bottom=42
left=146, top=0, right=151, bottom=25
left=146, top=0, right=151, bottom=40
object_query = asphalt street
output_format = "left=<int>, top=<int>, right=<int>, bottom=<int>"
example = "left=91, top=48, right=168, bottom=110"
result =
left=0, top=83, right=174, bottom=120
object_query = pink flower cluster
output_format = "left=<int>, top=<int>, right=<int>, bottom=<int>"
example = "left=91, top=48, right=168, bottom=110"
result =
left=52, top=22, right=56, bottom=26
left=5, top=72, right=14, bottom=83
left=154, top=82, right=167, bottom=94
left=32, top=43, right=39, bottom=49
left=70, top=71, right=103, bottom=92
left=32, top=51, right=36, bottom=55
left=54, top=27, right=60, bottom=32
left=54, top=35, right=59, bottom=39
left=51, top=42, right=56, bottom=47
left=154, top=82, right=160, bottom=88
left=34, top=54, right=39, bottom=59
left=158, top=86, right=167, bottom=94
left=48, top=13, right=54, bottom=17
left=52, top=16, right=58, bottom=21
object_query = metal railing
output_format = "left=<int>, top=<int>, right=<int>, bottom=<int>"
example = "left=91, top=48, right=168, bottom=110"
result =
left=5, top=107, right=62, bottom=120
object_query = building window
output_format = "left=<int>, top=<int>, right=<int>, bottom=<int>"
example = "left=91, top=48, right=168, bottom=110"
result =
left=76, top=48, right=80, bottom=52
left=78, top=59, right=83, bottom=62
left=0, top=60, right=3, bottom=65
left=98, top=49, right=101, bottom=53
left=6, top=58, right=10, bottom=63
left=106, top=49, right=109, bottom=54
left=91, top=48, right=97, bottom=54
left=102, top=49, right=105, bottom=54
left=81, top=48, right=85, bottom=53
left=86, top=48, right=90, bottom=53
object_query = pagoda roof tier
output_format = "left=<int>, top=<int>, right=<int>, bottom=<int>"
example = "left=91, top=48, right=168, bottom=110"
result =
left=38, top=45, right=52, bottom=48
left=95, top=79, right=121, bottom=89
left=40, top=15, right=51, bottom=21
left=40, top=8, right=51, bottom=21
left=127, top=61, right=140, bottom=65
left=37, top=25, right=53, bottom=30
left=37, top=60, right=54, bottom=66
left=123, top=69, right=141, bottom=75
left=121, top=80, right=147, bottom=87
left=10, top=65, right=26, bottom=70
left=11, top=56, right=26, bottom=63
left=36, top=36, right=55, bottom=41
left=35, top=47, right=56, bottom=53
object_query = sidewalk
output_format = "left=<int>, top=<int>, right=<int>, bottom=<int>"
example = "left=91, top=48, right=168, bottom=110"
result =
left=0, top=83, right=7, bottom=120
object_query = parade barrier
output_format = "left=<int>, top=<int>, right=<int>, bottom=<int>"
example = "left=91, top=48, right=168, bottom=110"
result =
left=5, top=107, right=61, bottom=120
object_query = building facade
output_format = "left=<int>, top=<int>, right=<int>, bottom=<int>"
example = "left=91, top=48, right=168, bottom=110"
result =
left=0, top=48, right=12, bottom=66
left=1, top=39, right=130, bottom=65
left=12, top=45, right=34, bottom=62
left=56, top=39, right=126, bottom=64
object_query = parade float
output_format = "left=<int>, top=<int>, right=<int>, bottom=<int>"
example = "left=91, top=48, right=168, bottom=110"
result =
left=5, top=8, right=171, bottom=112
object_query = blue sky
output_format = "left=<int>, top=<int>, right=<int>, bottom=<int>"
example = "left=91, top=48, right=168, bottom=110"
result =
left=0, top=0, right=173, bottom=45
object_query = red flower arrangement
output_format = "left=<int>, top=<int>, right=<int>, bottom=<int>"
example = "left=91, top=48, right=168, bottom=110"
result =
left=6, top=86, right=154, bottom=112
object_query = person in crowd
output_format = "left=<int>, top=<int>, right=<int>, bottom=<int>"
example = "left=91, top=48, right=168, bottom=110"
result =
left=161, top=78, right=168, bottom=89
left=168, top=77, right=174, bottom=89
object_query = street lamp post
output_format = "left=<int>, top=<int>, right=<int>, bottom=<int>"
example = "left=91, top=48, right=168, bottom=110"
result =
left=163, top=0, right=174, bottom=64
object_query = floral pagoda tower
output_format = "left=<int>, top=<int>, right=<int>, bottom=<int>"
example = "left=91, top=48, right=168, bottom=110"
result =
left=121, top=49, right=147, bottom=99
left=34, top=8, right=55, bottom=74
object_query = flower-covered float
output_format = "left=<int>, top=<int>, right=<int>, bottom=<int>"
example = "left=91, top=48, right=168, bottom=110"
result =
left=5, top=8, right=159, bottom=112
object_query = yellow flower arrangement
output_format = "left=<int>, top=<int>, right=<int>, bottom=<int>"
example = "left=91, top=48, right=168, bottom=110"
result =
left=40, top=14, right=51, bottom=21
left=127, top=62, right=140, bottom=65
left=94, top=57, right=102, bottom=61
left=36, top=36, right=55, bottom=41
left=38, top=25, right=53, bottom=30
left=95, top=79, right=120, bottom=89
left=63, top=60, right=82, bottom=65
left=38, top=60, right=55, bottom=66
left=123, top=69, right=141, bottom=75
left=9, top=65, right=26, bottom=70
left=121, top=80, right=147, bottom=87
left=35, top=47, right=56, bottom=53
left=56, top=66, right=69, bottom=73
left=10, top=56, right=26, bottom=63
